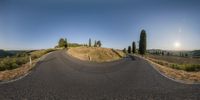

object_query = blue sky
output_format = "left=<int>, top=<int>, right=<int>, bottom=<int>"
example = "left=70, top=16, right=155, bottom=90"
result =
left=0, top=0, right=200, bottom=50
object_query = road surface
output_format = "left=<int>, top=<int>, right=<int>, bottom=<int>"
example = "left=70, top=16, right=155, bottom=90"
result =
left=0, top=51, right=200, bottom=100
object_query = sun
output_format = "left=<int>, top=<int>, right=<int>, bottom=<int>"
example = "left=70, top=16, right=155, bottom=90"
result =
left=174, top=41, right=181, bottom=48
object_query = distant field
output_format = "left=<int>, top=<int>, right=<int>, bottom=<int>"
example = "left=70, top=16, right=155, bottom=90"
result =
left=147, top=55, right=200, bottom=65
left=67, top=47, right=125, bottom=62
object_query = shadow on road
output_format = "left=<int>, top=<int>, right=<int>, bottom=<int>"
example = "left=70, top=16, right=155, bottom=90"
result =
left=124, top=55, right=136, bottom=61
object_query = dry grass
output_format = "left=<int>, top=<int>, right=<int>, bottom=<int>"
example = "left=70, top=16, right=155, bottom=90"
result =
left=147, top=59, right=200, bottom=83
left=144, top=56, right=200, bottom=83
left=67, top=47, right=125, bottom=62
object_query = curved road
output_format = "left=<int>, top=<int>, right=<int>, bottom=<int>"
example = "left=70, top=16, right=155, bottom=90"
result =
left=0, top=51, right=200, bottom=100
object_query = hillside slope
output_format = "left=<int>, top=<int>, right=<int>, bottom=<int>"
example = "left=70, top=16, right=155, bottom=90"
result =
left=67, top=47, right=125, bottom=62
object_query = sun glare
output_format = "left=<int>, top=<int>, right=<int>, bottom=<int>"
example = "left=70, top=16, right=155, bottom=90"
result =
left=174, top=42, right=181, bottom=49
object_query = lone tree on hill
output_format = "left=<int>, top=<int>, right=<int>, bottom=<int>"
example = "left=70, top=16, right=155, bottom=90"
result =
left=89, top=38, right=92, bottom=47
left=139, top=29, right=147, bottom=55
left=128, top=46, right=131, bottom=54
left=58, top=38, right=66, bottom=48
left=96, top=40, right=102, bottom=47
left=132, top=41, right=136, bottom=54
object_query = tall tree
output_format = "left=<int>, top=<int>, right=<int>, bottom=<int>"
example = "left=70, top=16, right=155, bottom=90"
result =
left=139, top=29, right=147, bottom=55
left=132, top=41, right=136, bottom=53
left=128, top=46, right=131, bottom=54
left=94, top=40, right=97, bottom=47
left=97, top=40, right=102, bottom=47
left=89, top=38, right=92, bottom=47
left=64, top=38, right=68, bottom=48
left=58, top=38, right=66, bottom=48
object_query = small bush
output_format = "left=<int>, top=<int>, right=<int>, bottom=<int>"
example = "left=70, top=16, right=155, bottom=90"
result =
left=170, top=64, right=181, bottom=70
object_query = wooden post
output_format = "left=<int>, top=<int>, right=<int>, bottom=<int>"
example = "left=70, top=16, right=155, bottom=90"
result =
left=29, top=56, right=32, bottom=66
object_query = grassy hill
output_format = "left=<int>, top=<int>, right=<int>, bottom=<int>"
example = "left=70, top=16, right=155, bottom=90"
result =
left=67, top=47, right=125, bottom=62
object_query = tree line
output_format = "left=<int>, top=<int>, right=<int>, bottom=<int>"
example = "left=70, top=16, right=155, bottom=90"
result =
left=124, top=29, right=147, bottom=55
left=89, top=38, right=102, bottom=47
left=56, top=38, right=102, bottom=48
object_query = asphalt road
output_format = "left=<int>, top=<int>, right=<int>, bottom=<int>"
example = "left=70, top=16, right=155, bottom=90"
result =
left=0, top=51, right=200, bottom=100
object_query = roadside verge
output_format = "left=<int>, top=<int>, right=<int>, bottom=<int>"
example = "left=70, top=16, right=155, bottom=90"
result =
left=0, top=52, right=52, bottom=84
left=135, top=55, right=200, bottom=84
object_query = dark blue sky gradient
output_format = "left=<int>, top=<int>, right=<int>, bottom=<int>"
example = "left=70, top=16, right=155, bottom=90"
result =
left=0, top=0, right=200, bottom=50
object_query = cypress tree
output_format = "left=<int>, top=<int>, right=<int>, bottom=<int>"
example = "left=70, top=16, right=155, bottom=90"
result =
left=89, top=38, right=91, bottom=47
left=132, top=41, right=136, bottom=53
left=128, top=46, right=131, bottom=54
left=64, top=38, right=68, bottom=48
left=94, top=40, right=97, bottom=47
left=139, top=29, right=147, bottom=55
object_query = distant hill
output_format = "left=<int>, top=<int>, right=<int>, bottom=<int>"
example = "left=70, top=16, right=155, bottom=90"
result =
left=0, top=50, right=12, bottom=58
left=147, top=49, right=200, bottom=57
left=0, top=50, right=31, bottom=58
left=192, top=50, right=200, bottom=57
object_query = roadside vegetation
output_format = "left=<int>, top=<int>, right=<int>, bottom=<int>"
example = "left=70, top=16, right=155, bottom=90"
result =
left=146, top=58, right=200, bottom=83
left=0, top=49, right=55, bottom=71
left=146, top=55, right=200, bottom=72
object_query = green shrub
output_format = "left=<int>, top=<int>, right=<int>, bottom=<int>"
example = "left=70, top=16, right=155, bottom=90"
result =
left=170, top=64, right=181, bottom=70
left=183, top=64, right=200, bottom=72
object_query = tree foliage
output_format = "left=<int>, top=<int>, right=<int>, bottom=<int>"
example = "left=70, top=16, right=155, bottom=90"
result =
left=94, top=40, right=97, bottom=47
left=132, top=41, right=136, bottom=53
left=58, top=38, right=68, bottom=48
left=128, top=46, right=131, bottom=54
left=139, top=29, right=147, bottom=55
left=96, top=40, right=102, bottom=47
left=89, top=38, right=92, bottom=47
left=64, top=38, right=68, bottom=48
